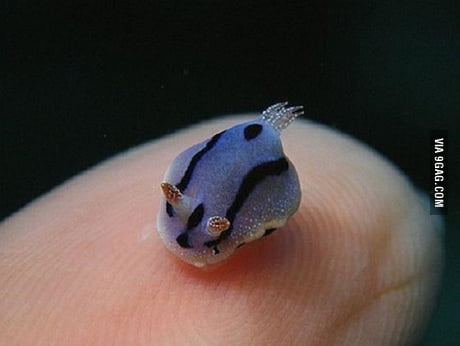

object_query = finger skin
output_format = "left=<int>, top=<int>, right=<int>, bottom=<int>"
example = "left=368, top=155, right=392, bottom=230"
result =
left=0, top=116, right=442, bottom=345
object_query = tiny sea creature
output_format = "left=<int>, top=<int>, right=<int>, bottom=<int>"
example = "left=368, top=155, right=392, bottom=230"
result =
left=157, top=102, right=302, bottom=267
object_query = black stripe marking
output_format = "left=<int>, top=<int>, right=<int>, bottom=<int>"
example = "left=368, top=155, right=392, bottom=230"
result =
left=166, top=131, right=225, bottom=217
left=177, top=131, right=225, bottom=191
left=204, top=157, right=289, bottom=248
left=186, top=204, right=204, bottom=230
left=175, top=203, right=205, bottom=248
left=166, top=202, right=174, bottom=217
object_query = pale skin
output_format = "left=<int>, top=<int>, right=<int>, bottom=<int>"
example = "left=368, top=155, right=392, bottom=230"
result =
left=0, top=116, right=443, bottom=345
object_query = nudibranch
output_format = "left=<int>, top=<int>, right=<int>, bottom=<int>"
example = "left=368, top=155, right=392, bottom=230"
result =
left=157, top=102, right=302, bottom=267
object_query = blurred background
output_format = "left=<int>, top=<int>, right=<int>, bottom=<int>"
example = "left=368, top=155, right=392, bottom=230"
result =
left=1, top=1, right=458, bottom=344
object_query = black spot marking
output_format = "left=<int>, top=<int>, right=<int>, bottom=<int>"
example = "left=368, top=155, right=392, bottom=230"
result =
left=263, top=228, right=277, bottom=237
left=205, top=157, right=289, bottom=248
left=244, top=124, right=263, bottom=140
left=212, top=246, right=220, bottom=255
left=186, top=204, right=204, bottom=230
left=204, top=239, right=219, bottom=248
left=237, top=242, right=246, bottom=248
left=176, top=233, right=192, bottom=248
left=166, top=131, right=225, bottom=217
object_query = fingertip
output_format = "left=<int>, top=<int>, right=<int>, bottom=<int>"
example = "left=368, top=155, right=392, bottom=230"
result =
left=0, top=114, right=443, bottom=345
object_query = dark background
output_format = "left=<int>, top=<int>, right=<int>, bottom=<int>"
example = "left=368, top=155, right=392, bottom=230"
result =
left=1, top=1, right=458, bottom=344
